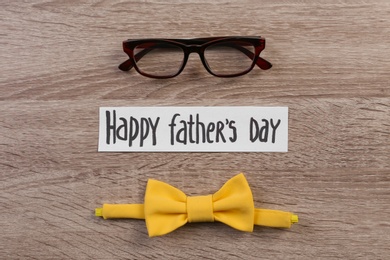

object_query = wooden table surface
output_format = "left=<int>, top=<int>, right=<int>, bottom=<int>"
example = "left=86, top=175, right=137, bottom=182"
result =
left=1, top=0, right=389, bottom=259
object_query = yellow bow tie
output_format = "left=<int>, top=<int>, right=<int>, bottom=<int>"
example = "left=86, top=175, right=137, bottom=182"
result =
left=95, top=173, right=298, bottom=237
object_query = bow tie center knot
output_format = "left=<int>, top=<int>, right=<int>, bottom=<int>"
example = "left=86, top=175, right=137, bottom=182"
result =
left=187, top=195, right=214, bottom=223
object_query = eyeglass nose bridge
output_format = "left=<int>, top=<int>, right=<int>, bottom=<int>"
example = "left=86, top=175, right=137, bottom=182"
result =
left=185, top=45, right=203, bottom=54
left=182, top=45, right=209, bottom=71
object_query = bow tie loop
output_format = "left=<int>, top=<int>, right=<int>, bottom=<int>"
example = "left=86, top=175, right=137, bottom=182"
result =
left=187, top=195, right=214, bottom=223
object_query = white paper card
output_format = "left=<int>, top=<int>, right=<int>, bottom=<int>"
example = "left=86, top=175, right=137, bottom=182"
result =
left=99, top=107, right=288, bottom=152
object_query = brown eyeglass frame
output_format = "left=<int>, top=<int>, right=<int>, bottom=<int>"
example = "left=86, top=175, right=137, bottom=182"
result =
left=118, top=36, right=272, bottom=79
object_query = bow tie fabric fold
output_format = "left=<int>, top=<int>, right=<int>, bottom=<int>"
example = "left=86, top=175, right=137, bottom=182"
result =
left=95, top=173, right=298, bottom=237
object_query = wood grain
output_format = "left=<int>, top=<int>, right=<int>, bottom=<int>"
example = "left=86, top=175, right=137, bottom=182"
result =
left=1, top=0, right=389, bottom=259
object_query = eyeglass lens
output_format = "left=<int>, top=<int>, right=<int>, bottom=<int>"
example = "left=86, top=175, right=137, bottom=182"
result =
left=204, top=41, right=255, bottom=76
left=134, top=43, right=185, bottom=77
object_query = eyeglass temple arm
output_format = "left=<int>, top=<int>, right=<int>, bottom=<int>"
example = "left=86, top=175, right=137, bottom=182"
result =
left=230, top=44, right=272, bottom=70
left=255, top=55, right=272, bottom=70
left=118, top=44, right=272, bottom=71
left=118, top=59, right=133, bottom=71
left=118, top=47, right=153, bottom=71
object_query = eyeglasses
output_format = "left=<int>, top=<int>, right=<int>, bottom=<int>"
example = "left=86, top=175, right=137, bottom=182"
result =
left=118, top=36, right=272, bottom=78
